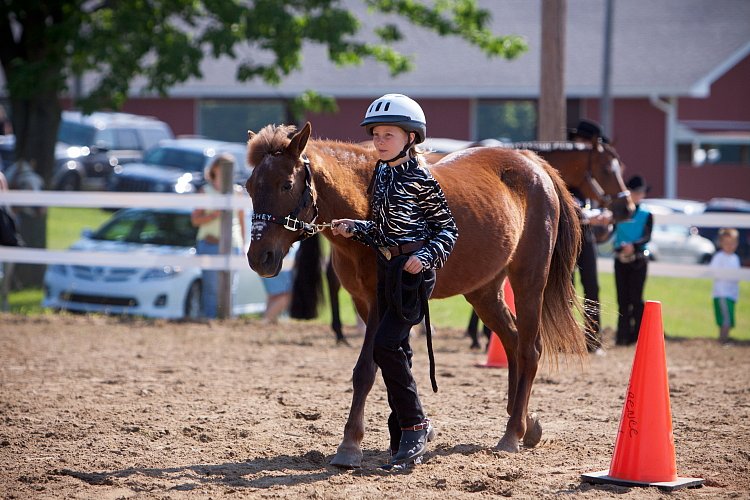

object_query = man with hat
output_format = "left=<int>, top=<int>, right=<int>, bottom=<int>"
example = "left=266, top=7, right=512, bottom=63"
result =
left=613, top=175, right=653, bottom=345
left=568, top=118, right=607, bottom=144
left=568, top=118, right=612, bottom=353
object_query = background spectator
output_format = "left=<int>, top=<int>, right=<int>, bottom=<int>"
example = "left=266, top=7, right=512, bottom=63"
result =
left=710, top=228, right=740, bottom=344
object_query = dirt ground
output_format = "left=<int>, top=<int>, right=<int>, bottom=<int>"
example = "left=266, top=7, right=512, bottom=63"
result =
left=1, top=313, right=748, bottom=499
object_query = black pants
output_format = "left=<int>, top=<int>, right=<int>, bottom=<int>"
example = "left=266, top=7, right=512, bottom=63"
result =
left=575, top=232, right=601, bottom=350
left=372, top=258, right=436, bottom=449
left=614, top=257, right=648, bottom=345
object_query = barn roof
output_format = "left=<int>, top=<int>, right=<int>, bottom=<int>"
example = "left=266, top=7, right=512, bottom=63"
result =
left=163, top=0, right=750, bottom=100
left=2, top=1, right=747, bottom=101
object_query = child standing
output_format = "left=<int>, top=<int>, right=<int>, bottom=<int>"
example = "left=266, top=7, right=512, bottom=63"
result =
left=710, top=228, right=741, bottom=343
left=331, top=94, right=458, bottom=467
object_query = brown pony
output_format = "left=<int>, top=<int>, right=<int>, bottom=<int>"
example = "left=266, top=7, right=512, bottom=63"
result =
left=321, top=140, right=634, bottom=345
left=506, top=141, right=633, bottom=223
left=245, top=122, right=586, bottom=468
left=429, top=140, right=634, bottom=223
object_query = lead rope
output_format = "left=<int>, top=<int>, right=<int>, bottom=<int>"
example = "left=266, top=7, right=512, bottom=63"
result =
left=421, top=278, right=438, bottom=393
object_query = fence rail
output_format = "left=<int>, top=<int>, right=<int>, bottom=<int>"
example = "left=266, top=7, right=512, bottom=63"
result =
left=2, top=190, right=750, bottom=281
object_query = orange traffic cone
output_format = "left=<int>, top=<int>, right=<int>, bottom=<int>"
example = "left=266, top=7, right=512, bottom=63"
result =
left=581, top=301, right=704, bottom=491
left=476, top=280, right=513, bottom=368
left=478, top=333, right=508, bottom=368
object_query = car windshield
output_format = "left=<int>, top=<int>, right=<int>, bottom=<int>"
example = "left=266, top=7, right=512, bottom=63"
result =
left=58, top=121, right=96, bottom=146
left=142, top=147, right=206, bottom=172
left=91, top=210, right=197, bottom=247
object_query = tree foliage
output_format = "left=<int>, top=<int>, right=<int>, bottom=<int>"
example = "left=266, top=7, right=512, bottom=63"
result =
left=0, top=0, right=527, bottom=184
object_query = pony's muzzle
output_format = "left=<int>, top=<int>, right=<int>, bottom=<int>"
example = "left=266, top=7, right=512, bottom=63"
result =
left=247, top=248, right=282, bottom=278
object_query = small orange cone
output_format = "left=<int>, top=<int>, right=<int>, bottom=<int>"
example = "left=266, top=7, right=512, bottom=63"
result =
left=479, top=333, right=508, bottom=368
left=476, top=280, right=513, bottom=368
left=581, top=301, right=704, bottom=491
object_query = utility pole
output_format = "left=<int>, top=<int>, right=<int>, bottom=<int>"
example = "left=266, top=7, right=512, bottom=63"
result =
left=600, top=0, right=615, bottom=137
left=538, top=0, right=567, bottom=141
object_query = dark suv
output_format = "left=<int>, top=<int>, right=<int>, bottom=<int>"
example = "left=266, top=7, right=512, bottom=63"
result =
left=108, top=138, right=252, bottom=193
left=53, top=111, right=174, bottom=191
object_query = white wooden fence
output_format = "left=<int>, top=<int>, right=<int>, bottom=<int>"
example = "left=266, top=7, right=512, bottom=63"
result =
left=2, top=190, right=750, bottom=282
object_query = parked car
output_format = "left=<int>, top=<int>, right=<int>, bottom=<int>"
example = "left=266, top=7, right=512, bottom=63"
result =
left=53, top=111, right=174, bottom=191
left=42, top=208, right=266, bottom=319
left=641, top=197, right=706, bottom=215
left=597, top=201, right=716, bottom=264
left=648, top=223, right=716, bottom=264
left=697, top=197, right=750, bottom=267
left=107, top=138, right=251, bottom=193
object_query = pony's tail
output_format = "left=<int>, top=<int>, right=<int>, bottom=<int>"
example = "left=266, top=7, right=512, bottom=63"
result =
left=289, top=234, right=324, bottom=319
left=539, top=164, right=587, bottom=364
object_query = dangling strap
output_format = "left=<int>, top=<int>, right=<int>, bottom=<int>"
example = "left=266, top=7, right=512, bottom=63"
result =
left=385, top=255, right=438, bottom=393
left=422, top=280, right=437, bottom=393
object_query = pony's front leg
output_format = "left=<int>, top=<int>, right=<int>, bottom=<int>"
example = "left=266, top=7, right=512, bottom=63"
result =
left=330, top=319, right=378, bottom=468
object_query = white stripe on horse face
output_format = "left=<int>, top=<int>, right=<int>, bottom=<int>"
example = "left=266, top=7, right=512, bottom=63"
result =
left=611, top=157, right=621, bottom=174
left=251, top=221, right=267, bottom=241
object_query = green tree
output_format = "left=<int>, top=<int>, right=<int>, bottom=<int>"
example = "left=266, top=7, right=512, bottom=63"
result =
left=1, top=0, right=526, bottom=185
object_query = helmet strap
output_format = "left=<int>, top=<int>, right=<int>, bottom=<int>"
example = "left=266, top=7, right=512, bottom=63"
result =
left=383, top=134, right=416, bottom=165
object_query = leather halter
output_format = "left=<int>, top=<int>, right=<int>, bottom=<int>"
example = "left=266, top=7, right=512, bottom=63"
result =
left=250, top=155, right=328, bottom=241
left=582, top=145, right=630, bottom=208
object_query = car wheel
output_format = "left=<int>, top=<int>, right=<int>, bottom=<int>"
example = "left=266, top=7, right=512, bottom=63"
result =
left=699, top=253, right=713, bottom=265
left=57, top=172, right=81, bottom=191
left=184, top=280, right=202, bottom=319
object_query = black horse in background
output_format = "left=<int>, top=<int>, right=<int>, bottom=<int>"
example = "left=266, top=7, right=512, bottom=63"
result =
left=289, top=234, right=349, bottom=345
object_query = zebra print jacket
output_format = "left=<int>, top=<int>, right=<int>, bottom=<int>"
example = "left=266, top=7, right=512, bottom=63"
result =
left=352, top=157, right=458, bottom=270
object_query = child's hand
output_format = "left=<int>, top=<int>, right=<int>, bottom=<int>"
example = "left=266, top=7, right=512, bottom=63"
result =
left=331, top=219, right=355, bottom=238
left=403, top=255, right=424, bottom=274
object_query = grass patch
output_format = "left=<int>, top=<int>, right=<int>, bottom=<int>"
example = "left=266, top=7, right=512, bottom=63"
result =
left=6, top=286, right=44, bottom=313
left=47, top=207, right=111, bottom=249
left=318, top=272, right=748, bottom=341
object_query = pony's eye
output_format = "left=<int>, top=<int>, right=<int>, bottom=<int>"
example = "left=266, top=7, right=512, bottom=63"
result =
left=282, top=182, right=293, bottom=192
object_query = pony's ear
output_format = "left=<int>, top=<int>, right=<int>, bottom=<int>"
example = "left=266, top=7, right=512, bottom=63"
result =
left=287, top=122, right=311, bottom=158
left=247, top=130, right=256, bottom=141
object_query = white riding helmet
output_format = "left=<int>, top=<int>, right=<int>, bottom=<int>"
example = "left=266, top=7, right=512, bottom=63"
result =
left=360, top=94, right=427, bottom=144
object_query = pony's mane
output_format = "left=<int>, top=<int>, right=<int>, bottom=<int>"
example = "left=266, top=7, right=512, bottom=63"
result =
left=247, top=124, right=298, bottom=167
left=508, top=141, right=590, bottom=153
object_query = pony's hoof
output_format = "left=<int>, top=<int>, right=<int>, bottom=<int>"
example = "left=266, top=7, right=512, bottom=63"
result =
left=335, top=337, right=351, bottom=347
left=330, top=444, right=363, bottom=469
left=523, top=412, right=543, bottom=448
left=495, top=434, right=520, bottom=453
